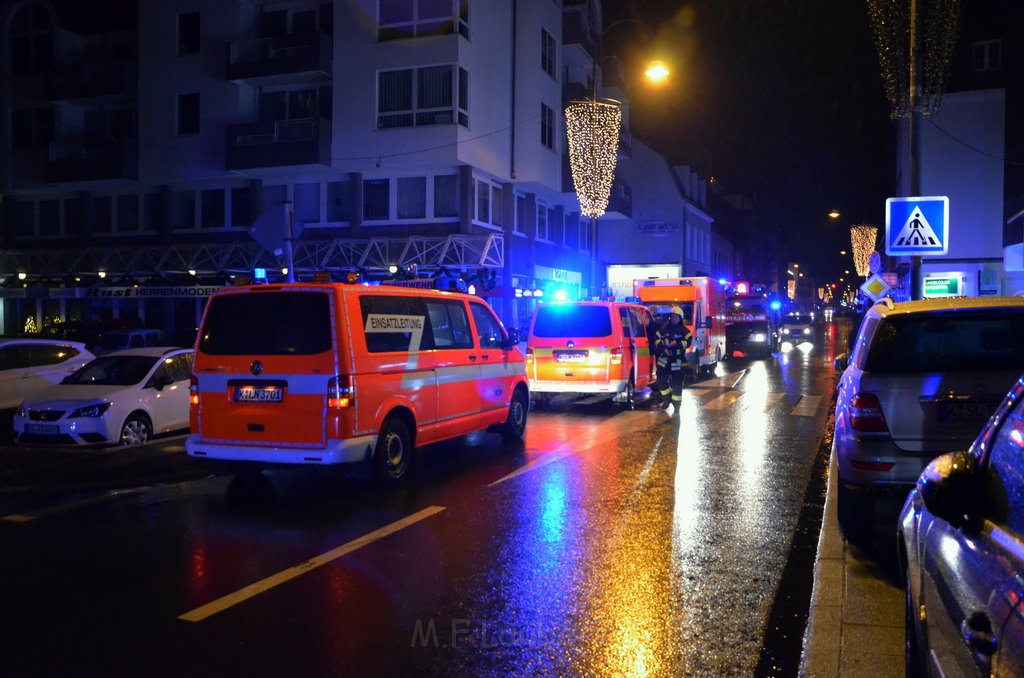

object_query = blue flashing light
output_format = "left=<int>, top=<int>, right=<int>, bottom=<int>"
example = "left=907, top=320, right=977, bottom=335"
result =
left=770, top=300, right=782, bottom=311
left=554, top=289, right=568, bottom=301
left=718, top=278, right=729, bottom=286
left=254, top=267, right=267, bottom=280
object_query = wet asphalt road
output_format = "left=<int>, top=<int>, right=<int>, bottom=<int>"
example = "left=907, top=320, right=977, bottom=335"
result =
left=0, top=323, right=848, bottom=677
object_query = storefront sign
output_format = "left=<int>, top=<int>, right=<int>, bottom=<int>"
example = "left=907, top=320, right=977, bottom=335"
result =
left=46, top=286, right=225, bottom=299
left=922, top=275, right=962, bottom=298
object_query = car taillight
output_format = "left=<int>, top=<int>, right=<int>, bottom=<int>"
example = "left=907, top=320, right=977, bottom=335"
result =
left=610, top=347, right=623, bottom=365
left=525, top=348, right=534, bottom=364
left=189, top=376, right=198, bottom=406
left=849, top=393, right=888, bottom=433
left=328, top=375, right=353, bottom=409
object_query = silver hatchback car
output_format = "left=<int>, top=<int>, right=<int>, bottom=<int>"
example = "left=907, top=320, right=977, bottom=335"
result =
left=833, top=296, right=1024, bottom=522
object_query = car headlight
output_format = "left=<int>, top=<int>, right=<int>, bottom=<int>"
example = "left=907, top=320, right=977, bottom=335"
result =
left=782, top=328, right=790, bottom=334
left=803, top=327, right=811, bottom=335
left=69, top=402, right=112, bottom=418
left=751, top=333, right=767, bottom=342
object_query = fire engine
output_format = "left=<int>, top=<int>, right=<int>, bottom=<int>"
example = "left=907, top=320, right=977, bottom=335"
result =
left=721, top=284, right=781, bottom=358
left=632, top=276, right=726, bottom=377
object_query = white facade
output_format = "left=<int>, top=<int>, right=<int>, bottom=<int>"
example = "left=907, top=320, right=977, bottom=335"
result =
left=916, top=88, right=1007, bottom=295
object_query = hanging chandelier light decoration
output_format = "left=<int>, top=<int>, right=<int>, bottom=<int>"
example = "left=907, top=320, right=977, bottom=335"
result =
left=565, top=98, right=622, bottom=219
left=851, top=225, right=878, bottom=277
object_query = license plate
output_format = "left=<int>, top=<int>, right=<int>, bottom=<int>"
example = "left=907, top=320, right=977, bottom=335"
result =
left=938, top=401, right=997, bottom=422
left=554, top=350, right=589, bottom=363
left=26, top=423, right=59, bottom=435
left=234, top=386, right=284, bottom=403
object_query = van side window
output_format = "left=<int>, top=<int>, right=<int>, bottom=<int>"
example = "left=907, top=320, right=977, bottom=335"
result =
left=425, top=300, right=473, bottom=350
left=629, top=307, right=648, bottom=339
left=470, top=302, right=506, bottom=349
left=360, top=295, right=430, bottom=353
left=619, top=307, right=633, bottom=337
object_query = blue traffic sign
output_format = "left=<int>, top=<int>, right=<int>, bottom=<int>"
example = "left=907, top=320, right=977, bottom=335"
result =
left=885, top=196, right=949, bottom=255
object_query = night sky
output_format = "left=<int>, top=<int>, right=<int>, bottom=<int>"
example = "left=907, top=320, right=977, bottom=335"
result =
left=604, top=0, right=897, bottom=284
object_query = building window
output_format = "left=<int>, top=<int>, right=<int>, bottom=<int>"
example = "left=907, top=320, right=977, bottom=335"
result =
left=93, top=196, right=113, bottom=234
left=231, top=187, right=252, bottom=227
left=579, top=217, right=590, bottom=252
left=39, top=199, right=60, bottom=236
left=476, top=180, right=490, bottom=223
left=973, top=40, right=1001, bottom=72
left=536, top=203, right=550, bottom=241
left=378, top=65, right=468, bottom=129
left=541, top=104, right=554, bottom=150
left=491, top=185, right=503, bottom=227
left=171, top=191, right=196, bottom=230
left=541, top=28, right=556, bottom=77
left=398, top=177, right=426, bottom=219
left=363, top=179, right=390, bottom=220
left=294, top=182, right=320, bottom=224
left=143, top=193, right=159, bottom=232
left=177, top=93, right=199, bottom=135
left=10, top=107, right=53, bottom=150
left=177, top=12, right=200, bottom=55
left=201, top=189, right=224, bottom=228
left=8, top=2, right=53, bottom=76
left=378, top=0, right=465, bottom=41
left=327, top=178, right=354, bottom=222
left=117, top=194, right=140, bottom=232
left=514, top=195, right=526, bottom=235
left=433, top=174, right=458, bottom=218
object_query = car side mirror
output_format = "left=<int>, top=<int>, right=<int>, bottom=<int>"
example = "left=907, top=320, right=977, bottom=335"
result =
left=151, top=374, right=172, bottom=391
left=503, top=328, right=521, bottom=350
left=833, top=353, right=849, bottom=372
left=917, top=451, right=985, bottom=532
left=703, top=318, right=714, bottom=329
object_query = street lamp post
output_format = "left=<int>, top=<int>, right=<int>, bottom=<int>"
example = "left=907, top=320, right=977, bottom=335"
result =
left=565, top=19, right=666, bottom=298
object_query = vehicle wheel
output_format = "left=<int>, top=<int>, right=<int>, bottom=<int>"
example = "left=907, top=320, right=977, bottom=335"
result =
left=905, top=568, right=924, bottom=678
left=621, top=378, right=636, bottom=410
left=500, top=387, right=529, bottom=441
left=119, top=414, right=152, bottom=446
left=374, top=417, right=412, bottom=483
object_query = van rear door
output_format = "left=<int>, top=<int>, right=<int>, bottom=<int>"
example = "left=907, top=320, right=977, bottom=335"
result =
left=193, top=288, right=338, bottom=447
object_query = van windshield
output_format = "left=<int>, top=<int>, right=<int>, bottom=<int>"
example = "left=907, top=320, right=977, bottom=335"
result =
left=862, top=309, right=1024, bottom=373
left=198, top=291, right=332, bottom=355
left=533, top=305, right=612, bottom=338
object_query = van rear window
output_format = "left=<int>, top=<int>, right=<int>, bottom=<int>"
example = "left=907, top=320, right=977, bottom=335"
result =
left=532, top=305, right=612, bottom=338
left=198, top=292, right=332, bottom=355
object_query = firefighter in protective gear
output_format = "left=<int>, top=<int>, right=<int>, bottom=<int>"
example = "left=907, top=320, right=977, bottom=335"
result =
left=655, top=306, right=694, bottom=415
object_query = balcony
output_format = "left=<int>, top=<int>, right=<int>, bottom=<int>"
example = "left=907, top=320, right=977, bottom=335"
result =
left=562, top=7, right=599, bottom=60
left=226, top=117, right=331, bottom=170
left=226, top=32, right=332, bottom=86
left=47, top=136, right=138, bottom=183
left=48, top=60, right=137, bottom=101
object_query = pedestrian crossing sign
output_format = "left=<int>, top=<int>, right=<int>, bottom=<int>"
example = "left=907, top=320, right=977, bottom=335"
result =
left=885, top=196, right=949, bottom=255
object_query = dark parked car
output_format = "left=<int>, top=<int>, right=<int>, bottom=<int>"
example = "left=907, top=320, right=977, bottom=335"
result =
left=899, top=374, right=1024, bottom=676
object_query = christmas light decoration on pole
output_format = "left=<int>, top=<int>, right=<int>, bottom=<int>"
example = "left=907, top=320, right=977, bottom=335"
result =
left=565, top=99, right=622, bottom=218
left=851, top=225, right=878, bottom=277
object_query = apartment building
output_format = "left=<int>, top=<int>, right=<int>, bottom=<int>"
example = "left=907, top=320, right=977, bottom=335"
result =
left=0, top=0, right=614, bottom=337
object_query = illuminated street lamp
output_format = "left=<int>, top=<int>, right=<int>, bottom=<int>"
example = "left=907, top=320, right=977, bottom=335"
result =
left=566, top=19, right=666, bottom=296
left=828, top=210, right=841, bottom=220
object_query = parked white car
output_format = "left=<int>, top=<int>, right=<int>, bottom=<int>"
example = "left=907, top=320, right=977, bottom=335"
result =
left=0, top=338, right=95, bottom=411
left=14, top=347, right=193, bottom=446
left=832, top=296, right=1024, bottom=524
left=92, top=329, right=167, bottom=355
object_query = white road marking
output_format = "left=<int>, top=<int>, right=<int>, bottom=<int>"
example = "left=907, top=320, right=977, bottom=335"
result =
left=178, top=505, right=446, bottom=623
left=692, top=369, right=747, bottom=389
left=791, top=395, right=824, bottom=417
left=745, top=392, right=787, bottom=412
left=684, top=388, right=711, bottom=398
left=1, top=488, right=149, bottom=523
left=702, top=391, right=745, bottom=410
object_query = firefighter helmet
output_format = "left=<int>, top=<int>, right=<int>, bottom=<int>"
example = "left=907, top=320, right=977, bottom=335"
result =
left=670, top=305, right=684, bottom=317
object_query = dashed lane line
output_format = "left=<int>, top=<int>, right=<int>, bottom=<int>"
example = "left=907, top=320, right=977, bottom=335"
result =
left=790, top=394, right=824, bottom=417
left=1, top=487, right=150, bottom=523
left=178, top=505, right=446, bottom=623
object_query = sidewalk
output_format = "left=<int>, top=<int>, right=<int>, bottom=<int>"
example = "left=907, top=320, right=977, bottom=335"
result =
left=800, top=451, right=905, bottom=677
